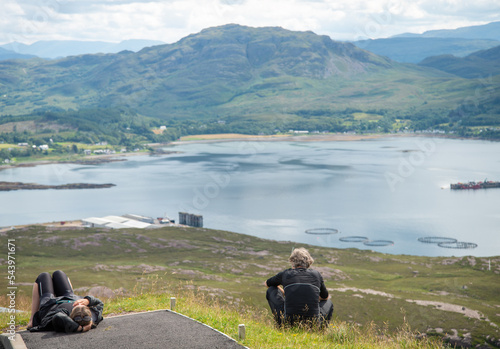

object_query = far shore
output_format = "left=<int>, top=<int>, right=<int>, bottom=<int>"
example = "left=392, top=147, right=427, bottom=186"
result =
left=171, top=132, right=489, bottom=145
left=0, top=149, right=176, bottom=171
left=0, top=132, right=492, bottom=171
left=172, top=132, right=392, bottom=144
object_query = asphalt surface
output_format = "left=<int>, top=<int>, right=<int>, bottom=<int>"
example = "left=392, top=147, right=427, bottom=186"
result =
left=8, top=310, right=246, bottom=349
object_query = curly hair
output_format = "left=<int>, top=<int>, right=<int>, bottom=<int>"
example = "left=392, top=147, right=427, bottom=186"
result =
left=289, top=248, right=314, bottom=268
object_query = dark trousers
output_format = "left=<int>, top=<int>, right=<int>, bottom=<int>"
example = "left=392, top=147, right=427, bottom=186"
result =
left=266, top=286, right=334, bottom=326
left=35, top=270, right=75, bottom=308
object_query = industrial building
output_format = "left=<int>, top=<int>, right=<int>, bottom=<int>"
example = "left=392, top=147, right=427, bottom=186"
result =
left=178, top=212, right=203, bottom=228
left=82, top=212, right=200, bottom=229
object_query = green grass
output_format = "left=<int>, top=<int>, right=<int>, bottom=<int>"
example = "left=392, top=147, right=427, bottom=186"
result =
left=2, top=278, right=443, bottom=349
left=0, top=143, right=21, bottom=149
left=352, top=113, right=383, bottom=121
left=0, top=225, right=498, bottom=347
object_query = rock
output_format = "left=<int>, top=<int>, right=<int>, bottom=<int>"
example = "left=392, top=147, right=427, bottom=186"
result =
left=87, top=286, right=117, bottom=299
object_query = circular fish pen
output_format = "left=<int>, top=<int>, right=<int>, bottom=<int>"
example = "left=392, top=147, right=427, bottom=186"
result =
left=363, top=240, right=394, bottom=247
left=418, top=237, right=458, bottom=244
left=438, top=241, right=478, bottom=249
left=305, top=228, right=339, bottom=235
left=339, top=236, right=369, bottom=243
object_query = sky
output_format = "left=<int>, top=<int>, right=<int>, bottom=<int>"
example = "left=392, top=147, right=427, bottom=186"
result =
left=1, top=0, right=500, bottom=45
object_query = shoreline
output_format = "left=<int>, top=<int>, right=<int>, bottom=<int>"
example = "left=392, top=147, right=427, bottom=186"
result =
left=171, top=132, right=499, bottom=145
left=171, top=132, right=391, bottom=144
left=0, top=181, right=116, bottom=191
left=2, top=221, right=499, bottom=259
left=0, top=149, right=177, bottom=171
left=0, top=133, right=494, bottom=170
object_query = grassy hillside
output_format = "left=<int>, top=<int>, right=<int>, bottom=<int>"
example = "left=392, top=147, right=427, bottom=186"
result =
left=1, top=225, right=499, bottom=347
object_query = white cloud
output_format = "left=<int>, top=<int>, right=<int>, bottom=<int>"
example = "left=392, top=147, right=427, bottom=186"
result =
left=0, top=0, right=499, bottom=45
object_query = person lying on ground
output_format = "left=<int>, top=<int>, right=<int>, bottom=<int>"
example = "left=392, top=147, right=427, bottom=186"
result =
left=27, top=270, right=104, bottom=333
left=265, top=247, right=334, bottom=327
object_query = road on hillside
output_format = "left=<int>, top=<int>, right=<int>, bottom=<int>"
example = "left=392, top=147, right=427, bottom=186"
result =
left=15, top=310, right=246, bottom=349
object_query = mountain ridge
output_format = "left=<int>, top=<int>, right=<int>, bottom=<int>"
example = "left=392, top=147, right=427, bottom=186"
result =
left=394, top=21, right=500, bottom=40
left=353, top=21, right=500, bottom=63
left=0, top=24, right=498, bottom=128
left=419, top=44, right=500, bottom=78
left=0, top=39, right=166, bottom=60
left=353, top=37, right=499, bottom=63
left=0, top=47, right=37, bottom=61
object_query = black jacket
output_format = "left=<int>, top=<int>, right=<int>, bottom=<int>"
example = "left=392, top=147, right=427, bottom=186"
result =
left=30, top=295, right=104, bottom=333
left=266, top=268, right=328, bottom=317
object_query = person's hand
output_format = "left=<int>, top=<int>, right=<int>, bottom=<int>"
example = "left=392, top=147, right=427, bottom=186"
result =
left=73, top=298, right=90, bottom=307
left=82, top=323, right=92, bottom=332
left=278, top=285, right=285, bottom=296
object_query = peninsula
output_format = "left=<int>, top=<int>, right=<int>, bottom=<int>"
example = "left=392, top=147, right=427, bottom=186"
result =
left=0, top=181, right=116, bottom=191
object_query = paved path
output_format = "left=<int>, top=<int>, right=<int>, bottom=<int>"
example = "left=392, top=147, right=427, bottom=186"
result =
left=2, top=310, right=246, bottom=349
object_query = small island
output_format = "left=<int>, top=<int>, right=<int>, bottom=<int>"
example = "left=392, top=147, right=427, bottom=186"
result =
left=0, top=181, right=116, bottom=191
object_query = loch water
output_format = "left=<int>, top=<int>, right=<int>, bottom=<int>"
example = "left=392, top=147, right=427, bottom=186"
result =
left=1, top=136, right=499, bottom=257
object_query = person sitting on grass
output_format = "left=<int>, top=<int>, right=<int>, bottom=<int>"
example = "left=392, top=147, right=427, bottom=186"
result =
left=27, top=270, right=104, bottom=333
left=265, top=247, right=334, bottom=327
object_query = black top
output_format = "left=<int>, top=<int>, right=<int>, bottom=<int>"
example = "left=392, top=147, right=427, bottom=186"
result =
left=266, top=268, right=328, bottom=317
left=30, top=295, right=104, bottom=333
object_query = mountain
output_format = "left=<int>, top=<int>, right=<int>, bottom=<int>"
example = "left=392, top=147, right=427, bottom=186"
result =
left=353, top=21, right=500, bottom=63
left=0, top=39, right=166, bottom=59
left=353, top=37, right=499, bottom=63
left=419, top=45, right=500, bottom=78
left=395, top=21, right=500, bottom=41
left=0, top=47, right=37, bottom=61
left=0, top=24, right=497, bottom=124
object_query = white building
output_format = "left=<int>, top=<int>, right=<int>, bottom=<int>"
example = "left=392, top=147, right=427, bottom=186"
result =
left=82, top=215, right=155, bottom=229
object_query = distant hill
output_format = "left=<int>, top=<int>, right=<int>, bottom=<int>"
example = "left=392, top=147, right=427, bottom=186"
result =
left=419, top=45, right=500, bottom=78
left=0, top=39, right=166, bottom=59
left=0, top=24, right=497, bottom=127
left=395, top=21, right=500, bottom=41
left=0, top=47, right=37, bottom=61
left=353, top=37, right=499, bottom=63
left=353, top=21, right=500, bottom=63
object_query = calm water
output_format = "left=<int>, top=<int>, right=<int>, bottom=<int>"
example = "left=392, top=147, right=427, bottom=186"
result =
left=1, top=137, right=499, bottom=257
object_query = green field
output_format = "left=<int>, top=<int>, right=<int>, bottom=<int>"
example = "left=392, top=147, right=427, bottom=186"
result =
left=0, top=143, right=20, bottom=150
left=1, top=225, right=499, bottom=347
